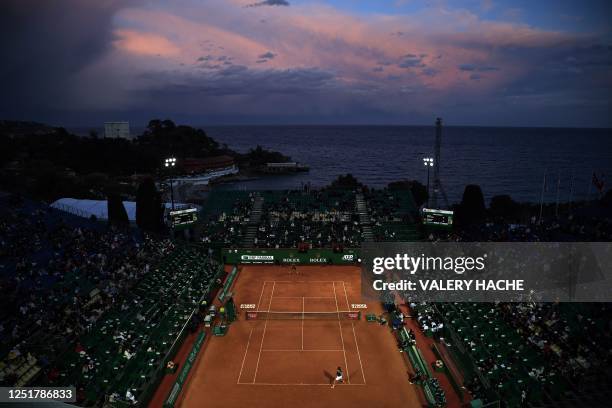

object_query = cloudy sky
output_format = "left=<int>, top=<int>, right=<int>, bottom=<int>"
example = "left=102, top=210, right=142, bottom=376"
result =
left=1, top=0, right=610, bottom=127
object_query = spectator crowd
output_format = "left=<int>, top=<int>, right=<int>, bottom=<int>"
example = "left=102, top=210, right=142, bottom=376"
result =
left=0, top=196, right=219, bottom=405
left=255, top=190, right=363, bottom=248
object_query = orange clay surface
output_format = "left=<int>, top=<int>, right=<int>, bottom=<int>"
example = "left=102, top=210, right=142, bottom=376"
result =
left=177, top=265, right=422, bottom=408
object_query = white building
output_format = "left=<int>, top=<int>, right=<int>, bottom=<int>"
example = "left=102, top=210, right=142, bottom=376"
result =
left=104, top=122, right=131, bottom=140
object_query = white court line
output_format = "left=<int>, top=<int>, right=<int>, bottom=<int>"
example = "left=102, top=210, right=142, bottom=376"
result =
left=254, top=281, right=267, bottom=312
left=351, top=321, right=366, bottom=385
left=343, top=281, right=366, bottom=385
left=237, top=328, right=254, bottom=384
left=237, top=382, right=366, bottom=386
left=253, top=282, right=275, bottom=383
left=341, top=281, right=351, bottom=310
left=262, top=349, right=345, bottom=352
left=332, top=281, right=350, bottom=384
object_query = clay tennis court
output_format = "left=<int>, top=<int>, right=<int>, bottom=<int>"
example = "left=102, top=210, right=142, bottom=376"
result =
left=178, top=265, right=421, bottom=407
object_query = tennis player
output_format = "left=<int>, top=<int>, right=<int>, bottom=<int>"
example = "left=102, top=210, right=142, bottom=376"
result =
left=331, top=366, right=343, bottom=388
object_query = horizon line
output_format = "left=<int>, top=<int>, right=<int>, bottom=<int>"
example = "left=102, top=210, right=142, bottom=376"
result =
left=59, top=122, right=612, bottom=131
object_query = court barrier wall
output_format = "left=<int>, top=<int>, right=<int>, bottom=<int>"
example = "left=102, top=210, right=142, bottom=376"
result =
left=222, top=248, right=360, bottom=265
left=407, top=346, right=438, bottom=407
left=164, top=331, right=206, bottom=408
left=398, top=328, right=440, bottom=407
left=218, top=265, right=238, bottom=302
left=431, top=343, right=464, bottom=401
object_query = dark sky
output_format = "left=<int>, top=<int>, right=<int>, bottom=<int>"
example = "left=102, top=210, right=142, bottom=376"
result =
left=1, top=0, right=611, bottom=127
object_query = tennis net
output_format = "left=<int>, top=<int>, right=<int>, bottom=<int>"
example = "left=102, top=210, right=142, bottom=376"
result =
left=245, top=311, right=361, bottom=320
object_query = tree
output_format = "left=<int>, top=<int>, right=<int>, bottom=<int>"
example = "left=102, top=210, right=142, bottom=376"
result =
left=329, top=174, right=362, bottom=189
left=161, top=119, right=176, bottom=129
left=244, top=145, right=290, bottom=167
left=388, top=180, right=428, bottom=207
left=490, top=194, right=520, bottom=218
left=136, top=178, right=164, bottom=231
left=457, top=184, right=486, bottom=226
left=602, top=189, right=612, bottom=207
left=146, top=119, right=163, bottom=134
left=107, top=193, right=129, bottom=227
left=138, top=120, right=224, bottom=159
left=410, top=182, right=428, bottom=208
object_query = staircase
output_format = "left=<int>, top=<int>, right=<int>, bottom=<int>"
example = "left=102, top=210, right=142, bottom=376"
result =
left=355, top=193, right=373, bottom=242
left=242, top=193, right=263, bottom=247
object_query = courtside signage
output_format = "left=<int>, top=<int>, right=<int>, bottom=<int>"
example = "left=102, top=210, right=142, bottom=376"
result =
left=240, top=304, right=256, bottom=309
left=223, top=249, right=360, bottom=265
left=240, top=254, right=274, bottom=264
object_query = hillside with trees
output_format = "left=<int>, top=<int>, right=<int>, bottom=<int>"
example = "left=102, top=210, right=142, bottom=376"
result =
left=0, top=119, right=290, bottom=201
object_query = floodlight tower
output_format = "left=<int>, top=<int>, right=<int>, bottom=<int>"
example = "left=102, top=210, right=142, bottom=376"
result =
left=431, top=118, right=449, bottom=209
left=164, top=157, right=176, bottom=210
left=423, top=157, right=434, bottom=207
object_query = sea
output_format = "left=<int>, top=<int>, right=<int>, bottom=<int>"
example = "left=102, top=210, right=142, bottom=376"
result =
left=205, top=125, right=612, bottom=205
left=71, top=125, right=612, bottom=205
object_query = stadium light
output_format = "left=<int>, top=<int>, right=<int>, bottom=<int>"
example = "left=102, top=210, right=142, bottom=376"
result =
left=423, top=157, right=434, bottom=207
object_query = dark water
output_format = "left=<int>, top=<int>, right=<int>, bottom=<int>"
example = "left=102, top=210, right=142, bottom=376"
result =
left=204, top=125, right=612, bottom=204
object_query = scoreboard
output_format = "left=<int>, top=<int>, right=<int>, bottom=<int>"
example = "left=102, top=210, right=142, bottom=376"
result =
left=422, top=208, right=453, bottom=228
left=168, top=208, right=198, bottom=228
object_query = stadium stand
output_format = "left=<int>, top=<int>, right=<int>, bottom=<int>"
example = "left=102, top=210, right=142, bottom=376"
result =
left=53, top=245, right=220, bottom=405
left=0, top=196, right=222, bottom=406
left=3, top=187, right=612, bottom=408
left=364, top=188, right=420, bottom=242
left=405, top=301, right=612, bottom=407
left=199, top=191, right=254, bottom=247
left=254, top=189, right=363, bottom=248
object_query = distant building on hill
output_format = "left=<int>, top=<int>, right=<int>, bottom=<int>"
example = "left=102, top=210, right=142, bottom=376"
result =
left=104, top=121, right=131, bottom=139
left=180, top=155, right=235, bottom=174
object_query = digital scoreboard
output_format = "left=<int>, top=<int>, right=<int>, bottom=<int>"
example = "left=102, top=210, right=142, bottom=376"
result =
left=168, top=208, right=198, bottom=228
left=422, top=208, right=453, bottom=228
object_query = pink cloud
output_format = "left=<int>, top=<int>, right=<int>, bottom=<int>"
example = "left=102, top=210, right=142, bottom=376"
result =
left=113, top=29, right=180, bottom=56
left=103, top=0, right=592, bottom=109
